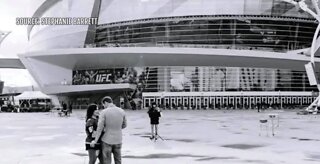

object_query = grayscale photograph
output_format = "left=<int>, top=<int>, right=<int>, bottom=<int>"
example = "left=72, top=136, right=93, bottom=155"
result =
left=1, top=0, right=320, bottom=163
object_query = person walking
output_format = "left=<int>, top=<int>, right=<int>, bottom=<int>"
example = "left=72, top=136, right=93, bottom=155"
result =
left=91, top=96, right=127, bottom=164
left=85, top=104, right=102, bottom=164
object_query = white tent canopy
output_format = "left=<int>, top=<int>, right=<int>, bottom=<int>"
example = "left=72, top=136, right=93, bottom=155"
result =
left=15, top=91, right=51, bottom=100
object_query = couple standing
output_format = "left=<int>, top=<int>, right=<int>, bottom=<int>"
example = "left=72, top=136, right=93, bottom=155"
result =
left=85, top=96, right=127, bottom=164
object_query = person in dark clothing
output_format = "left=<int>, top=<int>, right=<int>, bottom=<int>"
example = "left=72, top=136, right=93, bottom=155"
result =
left=85, top=104, right=102, bottom=164
left=257, top=102, right=261, bottom=112
left=62, top=102, right=68, bottom=116
left=62, top=102, right=67, bottom=110
left=68, top=103, right=73, bottom=114
left=128, top=98, right=136, bottom=110
left=147, top=102, right=162, bottom=140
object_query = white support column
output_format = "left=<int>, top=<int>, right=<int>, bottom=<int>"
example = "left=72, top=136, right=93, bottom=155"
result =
left=282, top=0, right=320, bottom=112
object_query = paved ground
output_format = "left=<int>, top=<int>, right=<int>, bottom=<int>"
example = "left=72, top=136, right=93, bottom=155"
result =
left=1, top=109, right=320, bottom=164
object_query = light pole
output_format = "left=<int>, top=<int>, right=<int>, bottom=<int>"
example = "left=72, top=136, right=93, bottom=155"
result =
left=219, top=68, right=227, bottom=91
left=282, top=0, right=320, bottom=111
left=241, top=90, right=243, bottom=109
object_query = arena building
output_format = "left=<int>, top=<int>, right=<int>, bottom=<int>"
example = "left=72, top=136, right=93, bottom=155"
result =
left=19, top=0, right=320, bottom=110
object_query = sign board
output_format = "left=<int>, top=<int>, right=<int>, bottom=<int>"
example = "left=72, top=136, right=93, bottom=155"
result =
left=72, top=68, right=137, bottom=85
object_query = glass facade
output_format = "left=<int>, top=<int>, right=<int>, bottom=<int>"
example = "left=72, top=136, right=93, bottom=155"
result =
left=141, top=66, right=317, bottom=92
left=99, top=0, right=315, bottom=24
left=71, top=66, right=317, bottom=93
left=95, top=15, right=316, bottom=52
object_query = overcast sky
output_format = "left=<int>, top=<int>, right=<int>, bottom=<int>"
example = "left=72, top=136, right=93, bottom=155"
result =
left=0, top=0, right=37, bottom=87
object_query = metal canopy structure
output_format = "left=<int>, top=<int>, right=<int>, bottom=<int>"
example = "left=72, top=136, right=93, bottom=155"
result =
left=0, top=30, right=25, bottom=69
left=282, top=0, right=320, bottom=112
left=0, top=31, right=11, bottom=47
left=0, top=58, right=25, bottom=69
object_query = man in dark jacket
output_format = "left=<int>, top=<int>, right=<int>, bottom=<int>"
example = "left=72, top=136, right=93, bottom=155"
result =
left=148, top=102, right=162, bottom=140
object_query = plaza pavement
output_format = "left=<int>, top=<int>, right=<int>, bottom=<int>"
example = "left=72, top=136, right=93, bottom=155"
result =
left=0, top=109, right=320, bottom=164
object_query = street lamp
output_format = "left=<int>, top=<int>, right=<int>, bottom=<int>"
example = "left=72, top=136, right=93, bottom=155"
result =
left=282, top=0, right=320, bottom=111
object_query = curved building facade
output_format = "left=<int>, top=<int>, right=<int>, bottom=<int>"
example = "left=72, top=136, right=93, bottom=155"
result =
left=20, top=0, right=320, bottom=109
